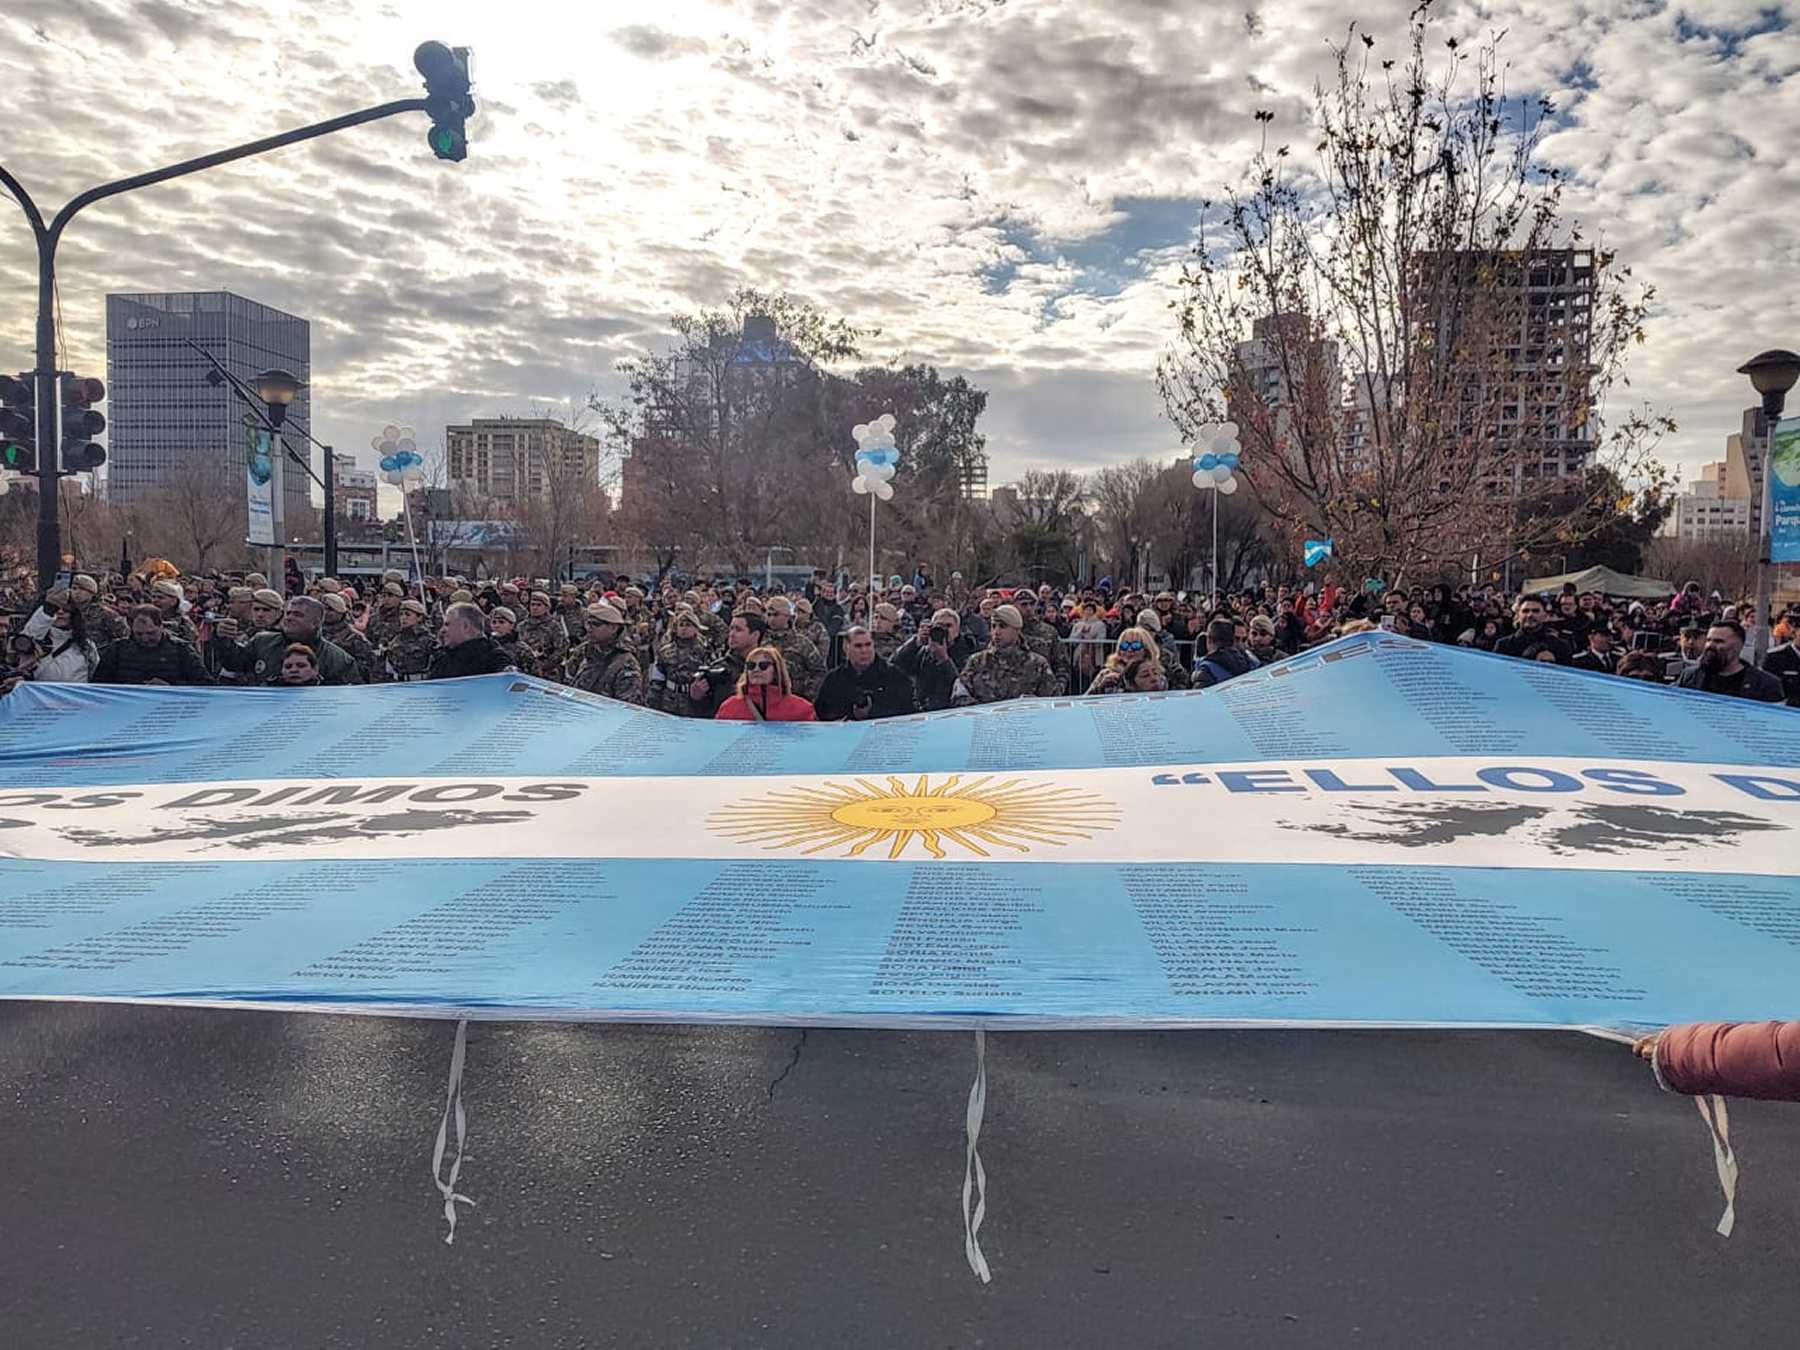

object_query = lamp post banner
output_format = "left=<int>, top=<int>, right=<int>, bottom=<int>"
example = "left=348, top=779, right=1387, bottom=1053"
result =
left=1770, top=420, right=1800, bottom=563
left=0, top=635, right=1793, bottom=1032
left=245, top=424, right=276, bottom=547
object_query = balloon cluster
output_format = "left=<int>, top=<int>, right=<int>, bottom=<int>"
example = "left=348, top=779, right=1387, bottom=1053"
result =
left=850, top=413, right=899, bottom=502
left=1191, top=421, right=1243, bottom=497
left=372, top=424, right=424, bottom=486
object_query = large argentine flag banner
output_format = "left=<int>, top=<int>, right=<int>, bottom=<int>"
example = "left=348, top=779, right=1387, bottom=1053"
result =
left=0, top=633, right=1794, bottom=1032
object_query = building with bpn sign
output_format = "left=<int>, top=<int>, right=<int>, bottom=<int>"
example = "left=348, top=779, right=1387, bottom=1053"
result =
left=105, top=291, right=312, bottom=529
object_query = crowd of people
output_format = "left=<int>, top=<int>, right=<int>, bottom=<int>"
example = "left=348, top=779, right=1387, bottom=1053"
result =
left=2, top=563, right=1796, bottom=716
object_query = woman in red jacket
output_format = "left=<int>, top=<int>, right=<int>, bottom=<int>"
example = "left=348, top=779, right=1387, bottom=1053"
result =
left=715, top=646, right=817, bottom=722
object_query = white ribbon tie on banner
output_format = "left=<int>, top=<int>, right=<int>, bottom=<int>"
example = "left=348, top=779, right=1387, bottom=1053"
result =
left=962, top=1029, right=991, bottom=1283
left=1695, top=1093, right=1738, bottom=1238
left=431, top=1018, right=477, bottom=1244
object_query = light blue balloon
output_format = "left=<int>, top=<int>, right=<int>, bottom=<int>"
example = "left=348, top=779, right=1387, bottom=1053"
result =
left=1197, top=453, right=1218, bottom=471
left=1219, top=453, right=1239, bottom=470
left=379, top=454, right=400, bottom=473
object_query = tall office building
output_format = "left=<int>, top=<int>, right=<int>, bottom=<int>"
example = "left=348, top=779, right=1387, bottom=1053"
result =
left=105, top=292, right=312, bottom=529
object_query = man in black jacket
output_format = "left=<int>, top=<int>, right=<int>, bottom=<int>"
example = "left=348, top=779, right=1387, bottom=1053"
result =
left=1570, top=626, right=1618, bottom=676
left=1676, top=621, right=1785, bottom=703
left=427, top=602, right=516, bottom=680
left=891, top=611, right=969, bottom=712
left=1494, top=596, right=1572, bottom=664
left=92, top=606, right=215, bottom=685
left=815, top=626, right=915, bottom=721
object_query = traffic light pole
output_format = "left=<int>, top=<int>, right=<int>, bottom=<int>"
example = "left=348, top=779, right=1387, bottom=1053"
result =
left=0, top=97, right=429, bottom=595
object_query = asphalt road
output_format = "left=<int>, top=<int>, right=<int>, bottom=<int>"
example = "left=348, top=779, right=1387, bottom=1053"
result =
left=3, top=1005, right=1797, bottom=1349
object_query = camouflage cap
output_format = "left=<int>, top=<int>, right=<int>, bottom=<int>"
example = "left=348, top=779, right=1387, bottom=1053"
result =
left=586, top=601, right=625, bottom=625
left=244, top=573, right=269, bottom=588
left=320, top=593, right=349, bottom=616
left=764, top=596, right=792, bottom=616
left=991, top=604, right=1024, bottom=630
left=382, top=581, right=405, bottom=598
left=400, top=599, right=428, bottom=617
left=490, top=606, right=517, bottom=625
left=252, top=589, right=285, bottom=608
left=382, top=569, right=405, bottom=584
left=227, top=587, right=253, bottom=602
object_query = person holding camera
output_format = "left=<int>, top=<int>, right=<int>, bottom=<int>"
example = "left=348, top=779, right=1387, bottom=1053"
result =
left=688, top=611, right=767, bottom=717
left=891, top=608, right=971, bottom=712
left=814, top=626, right=915, bottom=721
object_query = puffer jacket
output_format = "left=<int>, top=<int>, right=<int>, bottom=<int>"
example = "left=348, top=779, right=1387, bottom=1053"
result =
left=1652, top=1021, right=1800, bottom=1102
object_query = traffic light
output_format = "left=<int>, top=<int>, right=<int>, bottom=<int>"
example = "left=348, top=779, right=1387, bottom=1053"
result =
left=415, top=41, right=474, bottom=162
left=59, top=374, right=106, bottom=473
left=0, top=373, right=34, bottom=473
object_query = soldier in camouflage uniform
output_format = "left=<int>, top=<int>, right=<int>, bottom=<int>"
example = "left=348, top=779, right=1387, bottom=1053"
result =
left=487, top=606, right=542, bottom=675
left=149, top=581, right=200, bottom=645
left=556, top=583, right=587, bottom=635
left=793, top=598, right=833, bottom=668
left=1134, top=610, right=1190, bottom=690
left=516, top=591, right=570, bottom=676
left=869, top=604, right=905, bottom=663
left=364, top=581, right=407, bottom=650
left=1013, top=592, right=1071, bottom=692
left=380, top=600, right=438, bottom=681
left=957, top=604, right=1062, bottom=705
left=321, top=593, right=381, bottom=685
left=762, top=597, right=825, bottom=700
left=620, top=587, right=657, bottom=656
left=566, top=602, right=644, bottom=703
left=67, top=574, right=127, bottom=648
left=650, top=607, right=716, bottom=715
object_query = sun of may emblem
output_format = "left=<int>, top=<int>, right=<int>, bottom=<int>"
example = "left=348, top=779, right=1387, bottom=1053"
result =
left=710, top=774, right=1118, bottom=861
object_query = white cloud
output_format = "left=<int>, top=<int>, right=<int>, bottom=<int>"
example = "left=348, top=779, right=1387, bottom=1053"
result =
left=0, top=0, right=1792, bottom=496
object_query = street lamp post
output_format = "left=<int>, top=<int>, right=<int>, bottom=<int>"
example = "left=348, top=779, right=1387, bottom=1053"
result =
left=0, top=41, right=471, bottom=595
left=201, top=351, right=338, bottom=582
left=1737, top=349, right=1800, bottom=665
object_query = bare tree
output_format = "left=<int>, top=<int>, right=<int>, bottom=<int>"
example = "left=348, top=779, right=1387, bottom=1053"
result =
left=598, top=289, right=869, bottom=579
left=1158, top=4, right=1667, bottom=586
left=1088, top=459, right=1164, bottom=590
left=1642, top=535, right=1761, bottom=603
left=147, top=455, right=249, bottom=573
left=994, top=470, right=1087, bottom=582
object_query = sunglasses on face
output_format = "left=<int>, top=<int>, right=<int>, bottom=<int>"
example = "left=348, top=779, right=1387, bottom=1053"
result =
left=746, top=660, right=776, bottom=671
left=1118, top=640, right=1145, bottom=653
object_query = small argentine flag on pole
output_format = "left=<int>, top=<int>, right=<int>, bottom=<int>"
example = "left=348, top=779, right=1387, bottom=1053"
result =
left=1303, top=539, right=1334, bottom=567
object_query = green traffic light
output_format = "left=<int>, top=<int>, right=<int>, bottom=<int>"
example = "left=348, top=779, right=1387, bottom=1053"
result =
left=428, top=123, right=467, bottom=162
left=2, top=443, right=29, bottom=469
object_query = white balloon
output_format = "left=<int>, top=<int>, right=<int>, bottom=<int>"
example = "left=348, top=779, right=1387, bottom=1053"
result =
left=873, top=479, right=894, bottom=501
left=1216, top=438, right=1241, bottom=459
left=396, top=437, right=417, bottom=454
left=874, top=412, right=896, bottom=432
left=1192, top=471, right=1214, bottom=490
left=872, top=462, right=896, bottom=482
left=1220, top=421, right=1238, bottom=440
left=1218, top=475, right=1239, bottom=495
left=382, top=424, right=401, bottom=440
left=1198, top=422, right=1219, bottom=442
left=852, top=476, right=870, bottom=494
left=1205, top=463, right=1227, bottom=483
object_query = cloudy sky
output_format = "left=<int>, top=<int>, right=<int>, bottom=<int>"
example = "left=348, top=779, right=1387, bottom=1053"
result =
left=0, top=0, right=1794, bottom=497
